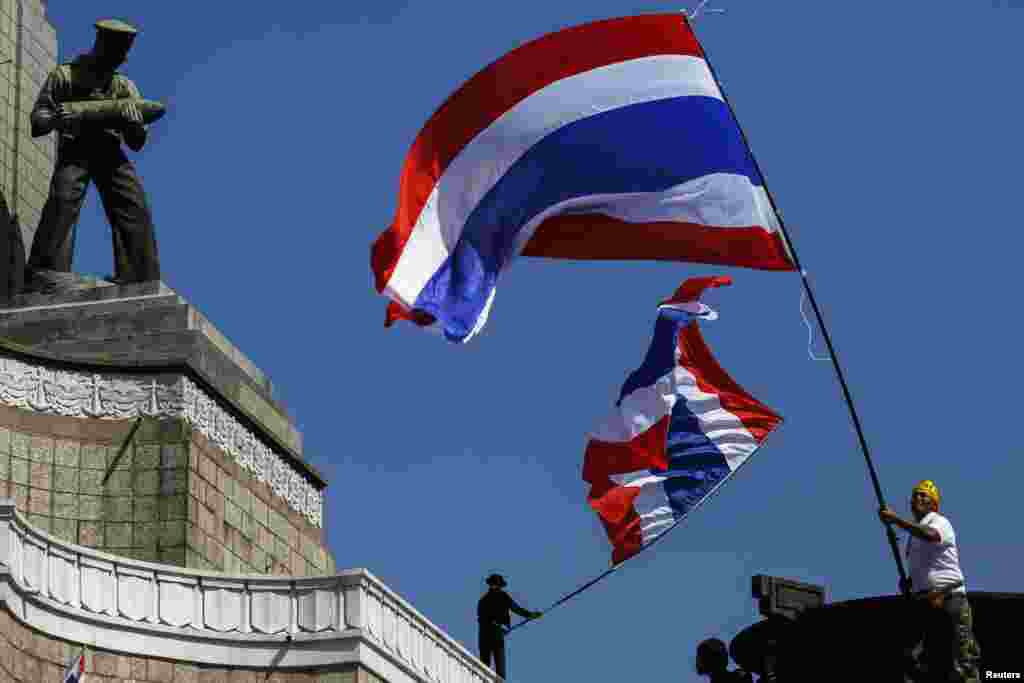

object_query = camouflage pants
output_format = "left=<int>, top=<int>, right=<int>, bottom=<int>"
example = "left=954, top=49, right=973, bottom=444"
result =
left=904, top=593, right=981, bottom=682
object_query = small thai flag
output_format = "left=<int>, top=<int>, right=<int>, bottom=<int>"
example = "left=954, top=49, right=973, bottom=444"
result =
left=63, top=650, right=85, bottom=683
left=584, top=276, right=782, bottom=564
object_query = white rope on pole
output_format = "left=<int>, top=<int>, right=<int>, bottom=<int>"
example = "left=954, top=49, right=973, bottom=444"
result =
left=799, top=276, right=831, bottom=361
left=684, top=0, right=727, bottom=21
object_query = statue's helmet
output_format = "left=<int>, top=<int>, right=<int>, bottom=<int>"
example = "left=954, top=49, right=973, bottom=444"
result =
left=93, top=19, right=138, bottom=66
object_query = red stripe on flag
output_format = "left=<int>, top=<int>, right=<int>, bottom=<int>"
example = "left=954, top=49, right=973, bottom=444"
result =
left=583, top=415, right=669, bottom=483
left=661, top=275, right=732, bottom=306
left=372, top=14, right=704, bottom=291
left=677, top=321, right=783, bottom=442
left=523, top=215, right=796, bottom=270
left=587, top=479, right=644, bottom=564
left=384, top=301, right=436, bottom=328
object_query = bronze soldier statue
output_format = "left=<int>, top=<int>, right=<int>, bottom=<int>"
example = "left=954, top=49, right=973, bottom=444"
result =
left=27, top=18, right=160, bottom=288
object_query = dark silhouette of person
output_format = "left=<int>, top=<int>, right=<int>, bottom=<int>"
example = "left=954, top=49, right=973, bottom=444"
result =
left=28, top=18, right=160, bottom=287
left=477, top=574, right=541, bottom=679
left=696, top=638, right=753, bottom=682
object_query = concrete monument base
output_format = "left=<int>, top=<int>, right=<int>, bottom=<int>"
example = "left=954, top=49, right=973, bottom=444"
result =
left=0, top=280, right=303, bottom=459
left=0, top=280, right=331, bottom=574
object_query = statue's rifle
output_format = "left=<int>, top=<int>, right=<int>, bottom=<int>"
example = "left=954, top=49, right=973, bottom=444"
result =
left=62, top=97, right=167, bottom=126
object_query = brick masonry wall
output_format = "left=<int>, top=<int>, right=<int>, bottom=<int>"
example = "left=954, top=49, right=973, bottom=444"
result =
left=0, top=606, right=382, bottom=683
left=0, top=403, right=335, bottom=576
left=188, top=428, right=335, bottom=576
left=0, top=406, right=191, bottom=565
left=0, top=0, right=57, bottom=248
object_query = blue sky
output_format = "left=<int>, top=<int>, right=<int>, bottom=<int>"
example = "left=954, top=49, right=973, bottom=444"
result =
left=48, top=2, right=1023, bottom=681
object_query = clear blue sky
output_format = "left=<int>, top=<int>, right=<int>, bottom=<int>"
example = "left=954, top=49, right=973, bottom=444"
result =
left=49, top=2, right=1022, bottom=681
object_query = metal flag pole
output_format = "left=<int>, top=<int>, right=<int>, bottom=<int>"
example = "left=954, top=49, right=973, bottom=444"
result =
left=682, top=14, right=910, bottom=594
left=507, top=428, right=778, bottom=634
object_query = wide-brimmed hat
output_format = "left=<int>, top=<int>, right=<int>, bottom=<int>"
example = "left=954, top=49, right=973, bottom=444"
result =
left=485, top=573, right=507, bottom=587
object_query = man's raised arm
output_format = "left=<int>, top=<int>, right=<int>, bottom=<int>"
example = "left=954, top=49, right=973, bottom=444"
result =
left=878, top=506, right=941, bottom=543
left=30, top=68, right=69, bottom=138
left=508, top=595, right=541, bottom=620
left=119, top=77, right=147, bottom=152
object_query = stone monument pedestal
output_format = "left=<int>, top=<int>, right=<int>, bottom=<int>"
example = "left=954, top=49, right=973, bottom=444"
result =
left=0, top=280, right=331, bottom=575
left=0, top=281, right=295, bottom=449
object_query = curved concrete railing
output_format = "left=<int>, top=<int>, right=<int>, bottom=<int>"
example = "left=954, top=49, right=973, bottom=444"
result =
left=0, top=500, right=499, bottom=683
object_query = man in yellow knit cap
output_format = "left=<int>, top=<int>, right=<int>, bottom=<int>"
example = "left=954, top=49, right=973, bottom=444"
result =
left=879, top=480, right=981, bottom=682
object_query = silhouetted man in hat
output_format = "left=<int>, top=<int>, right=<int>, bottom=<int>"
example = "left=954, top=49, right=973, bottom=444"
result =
left=695, top=638, right=753, bottom=682
left=477, top=574, right=541, bottom=679
left=28, top=18, right=160, bottom=289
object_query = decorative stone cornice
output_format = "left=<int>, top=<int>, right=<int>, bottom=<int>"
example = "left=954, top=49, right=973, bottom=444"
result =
left=0, top=354, right=322, bottom=527
left=0, top=502, right=498, bottom=683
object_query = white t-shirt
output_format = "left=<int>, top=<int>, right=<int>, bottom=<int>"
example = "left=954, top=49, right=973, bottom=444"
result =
left=906, top=511, right=966, bottom=593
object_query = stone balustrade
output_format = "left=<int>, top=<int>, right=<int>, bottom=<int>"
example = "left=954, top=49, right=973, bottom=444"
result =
left=0, top=500, right=499, bottom=683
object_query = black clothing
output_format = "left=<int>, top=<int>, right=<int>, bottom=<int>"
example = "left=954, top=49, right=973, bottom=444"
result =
left=477, top=588, right=533, bottom=679
left=28, top=55, right=159, bottom=283
left=709, top=670, right=754, bottom=683
left=478, top=624, right=507, bottom=680
left=477, top=588, right=533, bottom=628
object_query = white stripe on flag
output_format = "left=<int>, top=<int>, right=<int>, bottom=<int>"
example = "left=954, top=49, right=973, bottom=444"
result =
left=672, top=348, right=760, bottom=470
left=385, top=55, right=721, bottom=306
left=512, top=175, right=782, bottom=259
left=633, top=484, right=676, bottom=543
left=590, top=373, right=677, bottom=443
left=592, top=363, right=760, bottom=469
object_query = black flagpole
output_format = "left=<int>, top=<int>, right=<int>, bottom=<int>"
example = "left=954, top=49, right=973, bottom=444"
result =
left=685, top=15, right=910, bottom=595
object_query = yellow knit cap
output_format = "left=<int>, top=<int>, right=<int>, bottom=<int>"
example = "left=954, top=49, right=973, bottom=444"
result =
left=912, top=479, right=940, bottom=508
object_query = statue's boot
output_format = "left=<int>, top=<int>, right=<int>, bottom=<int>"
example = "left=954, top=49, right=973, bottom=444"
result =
left=23, top=268, right=116, bottom=294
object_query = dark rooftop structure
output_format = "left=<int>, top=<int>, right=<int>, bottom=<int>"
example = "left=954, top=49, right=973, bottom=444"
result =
left=728, top=575, right=1020, bottom=681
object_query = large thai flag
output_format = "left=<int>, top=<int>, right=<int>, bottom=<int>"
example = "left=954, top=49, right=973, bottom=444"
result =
left=372, top=14, right=796, bottom=343
left=583, top=276, right=781, bottom=564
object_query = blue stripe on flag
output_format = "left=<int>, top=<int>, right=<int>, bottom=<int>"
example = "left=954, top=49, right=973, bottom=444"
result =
left=663, top=466, right=730, bottom=516
left=661, top=386, right=731, bottom=516
left=618, top=308, right=695, bottom=403
left=664, top=391, right=729, bottom=466
left=413, top=96, right=760, bottom=340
